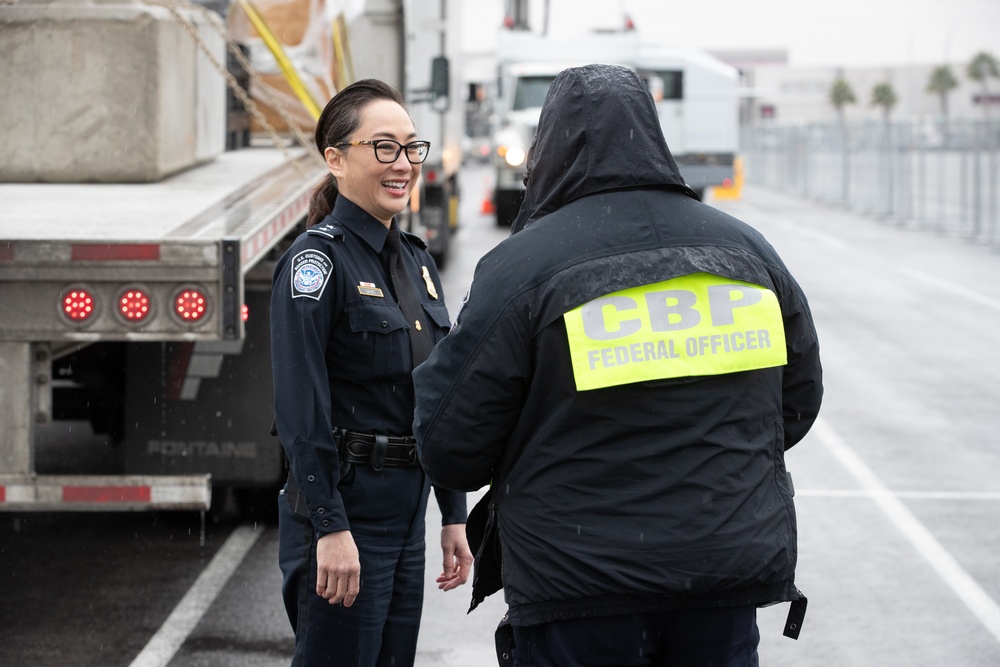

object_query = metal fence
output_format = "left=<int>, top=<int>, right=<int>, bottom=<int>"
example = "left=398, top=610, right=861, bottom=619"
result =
left=741, top=118, right=1000, bottom=244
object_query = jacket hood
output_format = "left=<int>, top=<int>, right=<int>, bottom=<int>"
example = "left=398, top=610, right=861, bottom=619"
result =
left=510, top=63, right=697, bottom=233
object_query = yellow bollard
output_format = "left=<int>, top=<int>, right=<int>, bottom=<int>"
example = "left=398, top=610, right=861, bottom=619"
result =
left=712, top=156, right=744, bottom=200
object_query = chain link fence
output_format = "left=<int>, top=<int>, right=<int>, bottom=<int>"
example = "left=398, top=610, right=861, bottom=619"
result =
left=741, top=119, right=1000, bottom=244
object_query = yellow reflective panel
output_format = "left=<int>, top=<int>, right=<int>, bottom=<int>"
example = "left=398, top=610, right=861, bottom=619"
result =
left=564, top=273, right=787, bottom=391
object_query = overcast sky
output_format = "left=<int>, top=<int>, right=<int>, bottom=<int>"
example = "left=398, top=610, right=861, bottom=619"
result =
left=462, top=0, right=1000, bottom=68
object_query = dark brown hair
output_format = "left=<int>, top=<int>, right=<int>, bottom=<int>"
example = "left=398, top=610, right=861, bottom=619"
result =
left=306, top=79, right=407, bottom=227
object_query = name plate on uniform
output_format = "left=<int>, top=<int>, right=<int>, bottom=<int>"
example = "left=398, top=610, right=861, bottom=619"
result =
left=358, top=281, right=384, bottom=298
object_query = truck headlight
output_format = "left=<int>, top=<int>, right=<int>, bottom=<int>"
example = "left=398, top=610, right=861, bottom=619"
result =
left=504, top=146, right=527, bottom=167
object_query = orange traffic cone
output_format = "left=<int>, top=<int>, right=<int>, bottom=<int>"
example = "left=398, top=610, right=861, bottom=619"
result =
left=481, top=189, right=496, bottom=214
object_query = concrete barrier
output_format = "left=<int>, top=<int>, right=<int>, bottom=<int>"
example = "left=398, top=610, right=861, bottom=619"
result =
left=0, top=0, right=226, bottom=182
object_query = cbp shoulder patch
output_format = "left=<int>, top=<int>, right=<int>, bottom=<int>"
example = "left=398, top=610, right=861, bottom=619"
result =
left=290, top=249, right=333, bottom=300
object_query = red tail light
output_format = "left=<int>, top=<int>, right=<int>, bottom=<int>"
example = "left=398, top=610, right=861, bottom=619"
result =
left=118, top=289, right=152, bottom=322
left=174, top=289, right=207, bottom=322
left=61, top=289, right=96, bottom=322
left=242, top=304, right=249, bottom=322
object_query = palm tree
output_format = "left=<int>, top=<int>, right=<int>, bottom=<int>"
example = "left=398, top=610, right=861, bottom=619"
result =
left=829, top=77, right=856, bottom=205
left=927, top=65, right=959, bottom=142
left=829, top=77, right=857, bottom=126
left=871, top=82, right=898, bottom=123
left=966, top=51, right=999, bottom=120
left=870, top=82, right=898, bottom=216
left=966, top=52, right=998, bottom=235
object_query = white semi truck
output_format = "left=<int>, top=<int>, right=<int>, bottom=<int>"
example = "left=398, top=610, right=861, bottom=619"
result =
left=0, top=0, right=463, bottom=514
left=490, top=25, right=739, bottom=225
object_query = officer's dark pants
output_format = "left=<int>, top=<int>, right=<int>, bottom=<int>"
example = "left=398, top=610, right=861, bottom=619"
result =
left=278, top=464, right=431, bottom=667
left=510, top=606, right=760, bottom=667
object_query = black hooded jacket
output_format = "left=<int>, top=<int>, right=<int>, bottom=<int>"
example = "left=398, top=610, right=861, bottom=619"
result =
left=413, top=65, right=823, bottom=626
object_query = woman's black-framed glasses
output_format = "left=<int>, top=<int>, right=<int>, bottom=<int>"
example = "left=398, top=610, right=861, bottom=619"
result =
left=333, top=139, right=431, bottom=164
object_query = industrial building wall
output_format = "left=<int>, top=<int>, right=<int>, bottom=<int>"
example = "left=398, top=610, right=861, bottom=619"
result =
left=738, top=61, right=998, bottom=126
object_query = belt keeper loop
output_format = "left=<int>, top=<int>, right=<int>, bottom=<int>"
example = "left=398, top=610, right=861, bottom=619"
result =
left=332, top=427, right=344, bottom=459
left=371, top=434, right=389, bottom=471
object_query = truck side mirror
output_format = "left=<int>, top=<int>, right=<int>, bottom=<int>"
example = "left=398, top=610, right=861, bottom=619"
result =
left=431, top=56, right=450, bottom=112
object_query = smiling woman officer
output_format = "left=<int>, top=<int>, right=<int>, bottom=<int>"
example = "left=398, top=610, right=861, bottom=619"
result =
left=270, top=79, right=471, bottom=667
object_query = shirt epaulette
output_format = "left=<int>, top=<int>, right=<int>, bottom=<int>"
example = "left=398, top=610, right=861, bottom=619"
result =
left=400, top=229, right=428, bottom=250
left=307, top=223, right=346, bottom=240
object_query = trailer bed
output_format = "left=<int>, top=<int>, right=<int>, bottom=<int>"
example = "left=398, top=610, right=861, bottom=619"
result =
left=0, top=148, right=324, bottom=342
left=2, top=148, right=318, bottom=243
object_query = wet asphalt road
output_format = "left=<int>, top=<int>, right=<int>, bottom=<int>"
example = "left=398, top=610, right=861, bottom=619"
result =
left=2, top=166, right=999, bottom=666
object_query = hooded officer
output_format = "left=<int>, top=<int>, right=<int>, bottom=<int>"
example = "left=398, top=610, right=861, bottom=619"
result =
left=413, top=64, right=822, bottom=666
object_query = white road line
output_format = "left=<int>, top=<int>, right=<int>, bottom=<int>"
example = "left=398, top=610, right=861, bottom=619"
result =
left=895, top=265, right=1000, bottom=312
left=129, top=524, right=262, bottom=667
left=813, top=417, right=1000, bottom=644
left=737, top=200, right=1000, bottom=313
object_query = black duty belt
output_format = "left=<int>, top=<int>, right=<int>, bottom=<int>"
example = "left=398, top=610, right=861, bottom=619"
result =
left=284, top=430, right=418, bottom=520
left=338, top=430, right=418, bottom=470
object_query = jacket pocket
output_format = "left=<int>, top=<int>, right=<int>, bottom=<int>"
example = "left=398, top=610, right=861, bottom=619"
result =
left=466, top=488, right=503, bottom=611
left=773, top=418, right=798, bottom=561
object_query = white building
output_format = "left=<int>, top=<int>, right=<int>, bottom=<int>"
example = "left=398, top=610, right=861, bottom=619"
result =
left=713, top=49, right=999, bottom=126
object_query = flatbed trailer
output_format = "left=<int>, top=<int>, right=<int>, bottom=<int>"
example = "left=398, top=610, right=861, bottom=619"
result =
left=0, top=148, right=324, bottom=512
left=0, top=0, right=464, bottom=516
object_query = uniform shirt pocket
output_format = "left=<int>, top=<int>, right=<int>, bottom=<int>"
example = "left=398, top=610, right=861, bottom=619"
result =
left=421, top=300, right=453, bottom=341
left=342, top=300, right=409, bottom=383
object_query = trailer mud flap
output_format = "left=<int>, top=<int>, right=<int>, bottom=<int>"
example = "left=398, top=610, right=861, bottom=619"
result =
left=221, top=239, right=241, bottom=339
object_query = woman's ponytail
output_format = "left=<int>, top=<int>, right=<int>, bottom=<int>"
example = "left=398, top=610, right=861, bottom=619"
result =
left=307, top=173, right=338, bottom=228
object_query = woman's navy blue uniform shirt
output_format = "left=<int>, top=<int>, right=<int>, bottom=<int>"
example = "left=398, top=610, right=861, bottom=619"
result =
left=271, top=195, right=466, bottom=535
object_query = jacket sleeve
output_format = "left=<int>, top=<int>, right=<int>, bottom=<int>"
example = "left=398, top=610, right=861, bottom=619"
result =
left=270, top=235, right=350, bottom=535
left=775, top=271, right=823, bottom=448
left=413, top=268, right=532, bottom=492
left=432, top=486, right=468, bottom=525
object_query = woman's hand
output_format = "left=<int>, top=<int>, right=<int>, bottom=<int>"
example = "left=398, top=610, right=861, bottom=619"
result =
left=316, top=530, right=361, bottom=606
left=436, top=523, right=473, bottom=591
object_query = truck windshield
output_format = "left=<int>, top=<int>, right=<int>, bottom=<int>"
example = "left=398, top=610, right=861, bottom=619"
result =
left=513, top=76, right=556, bottom=110
left=650, top=70, right=684, bottom=100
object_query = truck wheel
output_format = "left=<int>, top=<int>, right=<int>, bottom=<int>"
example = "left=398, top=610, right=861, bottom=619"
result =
left=495, top=189, right=525, bottom=227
